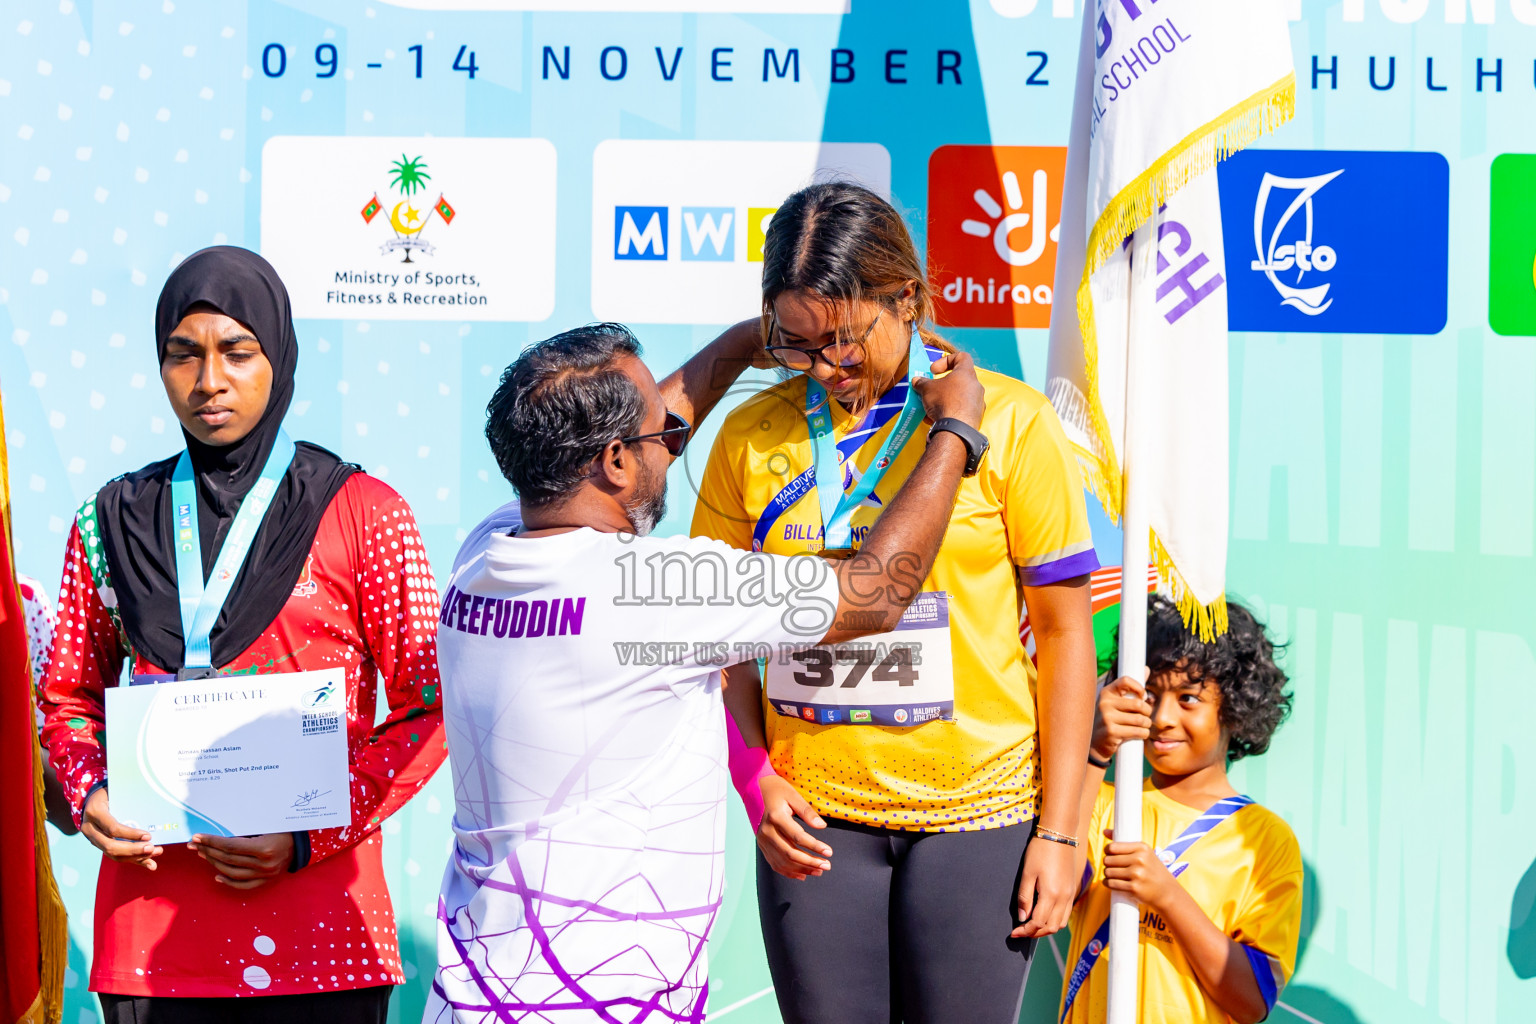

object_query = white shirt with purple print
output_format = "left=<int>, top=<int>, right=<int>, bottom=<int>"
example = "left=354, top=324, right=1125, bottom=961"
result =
left=426, top=501, right=837, bottom=1024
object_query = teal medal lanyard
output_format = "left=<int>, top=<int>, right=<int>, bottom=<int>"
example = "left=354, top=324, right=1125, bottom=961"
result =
left=805, top=327, right=931, bottom=555
left=170, top=429, right=296, bottom=678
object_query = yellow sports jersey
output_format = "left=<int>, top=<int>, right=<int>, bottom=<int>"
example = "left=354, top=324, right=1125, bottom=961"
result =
left=690, top=366, right=1097, bottom=830
left=1060, top=782, right=1304, bottom=1024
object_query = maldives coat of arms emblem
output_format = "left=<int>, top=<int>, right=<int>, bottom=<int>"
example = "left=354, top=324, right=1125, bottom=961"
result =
left=360, top=154, right=456, bottom=263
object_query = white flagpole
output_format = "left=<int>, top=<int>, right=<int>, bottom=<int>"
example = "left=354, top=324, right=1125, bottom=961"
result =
left=1106, top=206, right=1158, bottom=1024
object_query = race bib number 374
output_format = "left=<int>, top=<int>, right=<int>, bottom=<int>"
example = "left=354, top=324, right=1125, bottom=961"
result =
left=765, top=592, right=955, bottom=728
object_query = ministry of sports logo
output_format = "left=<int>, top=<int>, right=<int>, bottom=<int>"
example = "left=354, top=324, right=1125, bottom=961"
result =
left=261, top=136, right=556, bottom=321
left=1247, top=170, right=1342, bottom=316
left=360, top=154, right=457, bottom=263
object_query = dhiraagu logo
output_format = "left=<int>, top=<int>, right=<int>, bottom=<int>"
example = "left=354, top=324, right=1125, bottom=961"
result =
left=926, top=145, right=1066, bottom=329
left=1490, top=154, right=1536, bottom=336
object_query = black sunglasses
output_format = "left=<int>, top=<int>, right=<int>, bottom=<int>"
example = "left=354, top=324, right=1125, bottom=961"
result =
left=763, top=311, right=880, bottom=372
left=621, top=410, right=692, bottom=457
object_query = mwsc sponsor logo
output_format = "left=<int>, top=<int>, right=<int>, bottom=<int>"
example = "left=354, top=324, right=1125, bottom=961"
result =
left=612, top=205, right=778, bottom=262
left=591, top=140, right=890, bottom=323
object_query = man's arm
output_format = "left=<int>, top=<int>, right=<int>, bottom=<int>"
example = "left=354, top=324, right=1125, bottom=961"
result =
left=656, top=319, right=764, bottom=437
left=819, top=351, right=985, bottom=645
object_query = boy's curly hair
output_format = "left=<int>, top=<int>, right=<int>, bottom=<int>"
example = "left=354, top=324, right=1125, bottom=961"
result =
left=1143, top=595, right=1292, bottom=761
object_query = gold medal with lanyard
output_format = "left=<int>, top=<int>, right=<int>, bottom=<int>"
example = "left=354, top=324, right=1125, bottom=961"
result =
left=760, top=328, right=957, bottom=728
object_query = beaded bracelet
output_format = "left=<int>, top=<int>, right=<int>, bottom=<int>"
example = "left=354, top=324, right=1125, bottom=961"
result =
left=1034, top=826, right=1079, bottom=848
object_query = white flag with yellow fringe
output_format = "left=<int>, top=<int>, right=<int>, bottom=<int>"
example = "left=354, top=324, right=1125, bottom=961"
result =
left=1046, top=0, right=1295, bottom=639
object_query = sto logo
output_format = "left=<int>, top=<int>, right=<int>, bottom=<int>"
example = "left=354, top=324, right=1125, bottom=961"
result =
left=1248, top=170, right=1342, bottom=316
left=1218, top=149, right=1448, bottom=334
left=927, top=146, right=1066, bottom=329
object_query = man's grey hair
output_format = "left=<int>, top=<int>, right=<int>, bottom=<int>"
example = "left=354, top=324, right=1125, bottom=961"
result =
left=485, top=323, right=647, bottom=509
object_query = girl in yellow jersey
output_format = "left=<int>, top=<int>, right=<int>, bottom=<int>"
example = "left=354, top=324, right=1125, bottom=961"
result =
left=1062, top=596, right=1303, bottom=1024
left=691, top=182, right=1100, bottom=1022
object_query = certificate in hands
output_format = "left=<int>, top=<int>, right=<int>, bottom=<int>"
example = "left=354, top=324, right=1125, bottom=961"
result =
left=105, top=667, right=351, bottom=843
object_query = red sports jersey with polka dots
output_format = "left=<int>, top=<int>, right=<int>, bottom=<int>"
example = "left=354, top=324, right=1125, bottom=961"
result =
left=38, top=473, right=446, bottom=998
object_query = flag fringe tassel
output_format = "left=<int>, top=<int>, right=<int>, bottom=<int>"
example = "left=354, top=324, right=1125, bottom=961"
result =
left=1071, top=70, right=1297, bottom=527
left=1063, top=446, right=1227, bottom=641
left=1149, top=530, right=1228, bottom=643
left=1067, top=70, right=1294, bottom=640
left=29, top=722, right=68, bottom=1024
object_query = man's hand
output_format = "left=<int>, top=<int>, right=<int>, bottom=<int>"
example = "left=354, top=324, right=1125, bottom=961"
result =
left=912, top=351, right=986, bottom=429
left=189, top=832, right=295, bottom=890
left=81, top=786, right=163, bottom=869
left=1092, top=672, right=1152, bottom=763
left=1102, top=830, right=1180, bottom=911
left=1011, top=835, right=1078, bottom=938
left=756, top=776, right=833, bottom=881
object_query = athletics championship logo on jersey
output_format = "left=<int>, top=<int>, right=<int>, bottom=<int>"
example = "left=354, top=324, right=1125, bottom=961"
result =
left=290, top=554, right=319, bottom=598
left=927, top=145, right=1066, bottom=329
left=1490, top=154, right=1536, bottom=336
left=1216, top=150, right=1449, bottom=334
left=359, top=154, right=456, bottom=264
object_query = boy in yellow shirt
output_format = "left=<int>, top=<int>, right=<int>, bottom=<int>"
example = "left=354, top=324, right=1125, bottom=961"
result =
left=1061, top=595, right=1303, bottom=1024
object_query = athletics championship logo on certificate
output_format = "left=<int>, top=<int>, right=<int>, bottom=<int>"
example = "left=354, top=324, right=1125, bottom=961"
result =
left=261, top=136, right=557, bottom=321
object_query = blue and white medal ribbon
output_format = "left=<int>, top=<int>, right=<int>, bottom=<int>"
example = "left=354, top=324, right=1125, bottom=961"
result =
left=171, top=429, right=296, bottom=671
left=804, top=328, right=932, bottom=552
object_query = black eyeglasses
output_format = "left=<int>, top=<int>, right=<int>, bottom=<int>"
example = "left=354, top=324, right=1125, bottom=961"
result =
left=764, top=311, right=880, bottom=372
left=621, top=410, right=692, bottom=457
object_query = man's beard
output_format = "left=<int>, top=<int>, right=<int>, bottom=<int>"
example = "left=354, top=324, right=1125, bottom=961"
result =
left=623, top=460, right=668, bottom=537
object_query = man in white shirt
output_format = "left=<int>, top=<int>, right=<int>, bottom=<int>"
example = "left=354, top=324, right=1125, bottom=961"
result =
left=427, top=322, right=984, bottom=1023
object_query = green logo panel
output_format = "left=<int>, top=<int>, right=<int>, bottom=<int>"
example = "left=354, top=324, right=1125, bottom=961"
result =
left=1490, top=154, right=1536, bottom=336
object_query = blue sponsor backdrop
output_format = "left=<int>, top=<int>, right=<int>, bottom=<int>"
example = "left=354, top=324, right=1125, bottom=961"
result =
left=3, top=2, right=1536, bottom=1024
left=1218, top=149, right=1449, bottom=334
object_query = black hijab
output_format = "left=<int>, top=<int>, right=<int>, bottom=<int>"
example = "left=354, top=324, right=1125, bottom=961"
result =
left=95, top=246, right=357, bottom=671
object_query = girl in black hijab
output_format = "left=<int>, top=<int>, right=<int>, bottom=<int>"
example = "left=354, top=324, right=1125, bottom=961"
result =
left=39, top=246, right=447, bottom=1024
left=97, top=246, right=356, bottom=670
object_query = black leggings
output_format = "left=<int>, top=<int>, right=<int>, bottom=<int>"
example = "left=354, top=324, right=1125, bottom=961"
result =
left=757, top=817, right=1036, bottom=1024
left=99, top=986, right=391, bottom=1024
